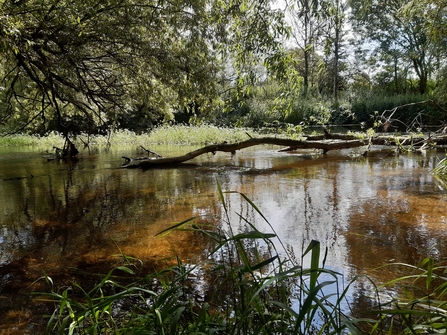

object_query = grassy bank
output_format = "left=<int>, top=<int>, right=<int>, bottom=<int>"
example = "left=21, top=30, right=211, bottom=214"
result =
left=0, top=132, right=66, bottom=148
left=0, top=125, right=265, bottom=148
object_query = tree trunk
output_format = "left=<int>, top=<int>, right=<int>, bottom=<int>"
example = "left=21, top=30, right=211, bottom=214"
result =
left=121, top=132, right=447, bottom=169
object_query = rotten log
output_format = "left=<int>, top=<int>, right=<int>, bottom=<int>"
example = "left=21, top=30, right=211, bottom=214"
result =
left=121, top=132, right=447, bottom=169
left=121, top=137, right=364, bottom=168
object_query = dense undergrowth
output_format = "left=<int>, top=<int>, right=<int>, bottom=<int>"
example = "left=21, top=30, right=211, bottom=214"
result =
left=32, top=184, right=447, bottom=334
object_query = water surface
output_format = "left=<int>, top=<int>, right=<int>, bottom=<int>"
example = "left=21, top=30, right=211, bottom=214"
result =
left=1, top=144, right=447, bottom=332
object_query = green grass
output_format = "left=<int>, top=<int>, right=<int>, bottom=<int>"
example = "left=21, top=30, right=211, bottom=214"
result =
left=371, top=258, right=447, bottom=334
left=144, top=124, right=259, bottom=145
left=351, top=93, right=438, bottom=125
left=0, top=125, right=268, bottom=148
left=432, top=156, right=447, bottom=176
left=0, top=132, right=65, bottom=148
left=34, top=184, right=359, bottom=335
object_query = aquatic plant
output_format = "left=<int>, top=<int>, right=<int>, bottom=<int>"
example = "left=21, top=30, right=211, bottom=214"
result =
left=34, top=184, right=361, bottom=335
left=370, top=258, right=447, bottom=334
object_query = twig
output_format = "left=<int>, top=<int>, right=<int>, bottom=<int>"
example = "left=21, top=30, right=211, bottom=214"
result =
left=140, top=146, right=163, bottom=158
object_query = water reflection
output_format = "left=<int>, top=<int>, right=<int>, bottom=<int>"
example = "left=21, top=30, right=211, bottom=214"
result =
left=1, top=146, right=447, bottom=332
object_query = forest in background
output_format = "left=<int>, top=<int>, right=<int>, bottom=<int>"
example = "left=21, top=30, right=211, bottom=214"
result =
left=0, top=0, right=447, bottom=139
left=3, top=2, right=447, bottom=333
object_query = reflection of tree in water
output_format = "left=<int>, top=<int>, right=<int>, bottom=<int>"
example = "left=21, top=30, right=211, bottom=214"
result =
left=344, top=157, right=447, bottom=321
left=0, top=161, right=225, bottom=332
left=0, top=159, right=223, bottom=281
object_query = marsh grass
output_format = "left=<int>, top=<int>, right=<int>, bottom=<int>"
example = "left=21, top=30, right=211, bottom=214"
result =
left=0, top=132, right=65, bottom=148
left=144, top=124, right=259, bottom=145
left=0, top=125, right=265, bottom=148
left=34, top=184, right=362, bottom=335
left=371, top=258, right=447, bottom=334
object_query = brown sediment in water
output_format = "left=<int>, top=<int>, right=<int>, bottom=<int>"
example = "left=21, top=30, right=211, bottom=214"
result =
left=0, top=222, right=212, bottom=334
left=2, top=146, right=447, bottom=333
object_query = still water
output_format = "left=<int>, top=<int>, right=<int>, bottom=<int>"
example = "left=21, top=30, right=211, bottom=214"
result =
left=1, top=144, right=447, bottom=332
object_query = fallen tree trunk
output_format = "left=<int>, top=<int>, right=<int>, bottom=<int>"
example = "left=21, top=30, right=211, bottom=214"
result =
left=122, top=137, right=364, bottom=168
left=121, top=132, right=447, bottom=169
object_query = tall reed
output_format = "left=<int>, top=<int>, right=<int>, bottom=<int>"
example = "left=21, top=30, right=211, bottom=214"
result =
left=432, top=157, right=447, bottom=177
left=370, top=258, right=447, bottom=334
left=34, top=185, right=364, bottom=334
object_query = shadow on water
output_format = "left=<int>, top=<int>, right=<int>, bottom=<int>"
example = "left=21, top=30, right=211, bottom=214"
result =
left=1, top=145, right=447, bottom=332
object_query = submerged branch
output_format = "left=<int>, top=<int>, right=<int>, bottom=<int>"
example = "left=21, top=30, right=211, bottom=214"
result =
left=121, top=137, right=364, bottom=168
left=121, top=132, right=447, bottom=169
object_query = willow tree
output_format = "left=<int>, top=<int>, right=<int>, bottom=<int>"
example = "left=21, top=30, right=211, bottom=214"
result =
left=0, top=0, right=286, bottom=155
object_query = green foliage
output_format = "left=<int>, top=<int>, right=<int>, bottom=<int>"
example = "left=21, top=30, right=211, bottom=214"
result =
left=402, top=0, right=447, bottom=47
left=0, top=0, right=287, bottom=137
left=286, top=0, right=327, bottom=98
left=350, top=0, right=433, bottom=95
left=432, top=156, right=447, bottom=176
left=0, top=126, right=259, bottom=148
left=433, top=66, right=447, bottom=106
left=298, top=98, right=333, bottom=125
left=214, top=81, right=285, bottom=128
left=0, top=132, right=65, bottom=148
left=281, top=96, right=355, bottom=126
left=350, top=93, right=439, bottom=126
left=144, top=124, right=258, bottom=145
left=373, top=258, right=447, bottom=334
left=35, top=187, right=359, bottom=334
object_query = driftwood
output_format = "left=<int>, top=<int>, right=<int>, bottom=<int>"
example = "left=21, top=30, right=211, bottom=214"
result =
left=122, top=137, right=365, bottom=168
left=121, top=131, right=447, bottom=169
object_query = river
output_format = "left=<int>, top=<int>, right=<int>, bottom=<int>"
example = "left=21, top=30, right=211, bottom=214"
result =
left=1, top=144, right=447, bottom=333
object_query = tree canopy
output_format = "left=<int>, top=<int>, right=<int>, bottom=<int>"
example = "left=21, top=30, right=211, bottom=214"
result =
left=0, top=0, right=286, bottom=142
left=1, top=0, right=447, bottom=151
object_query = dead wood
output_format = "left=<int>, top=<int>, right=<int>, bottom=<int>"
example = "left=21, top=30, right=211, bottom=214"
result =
left=140, top=146, right=163, bottom=158
left=121, top=137, right=365, bottom=168
left=121, top=131, right=447, bottom=169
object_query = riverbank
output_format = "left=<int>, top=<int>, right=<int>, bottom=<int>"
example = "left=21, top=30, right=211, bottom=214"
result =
left=1, top=130, right=447, bottom=334
left=0, top=125, right=265, bottom=148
